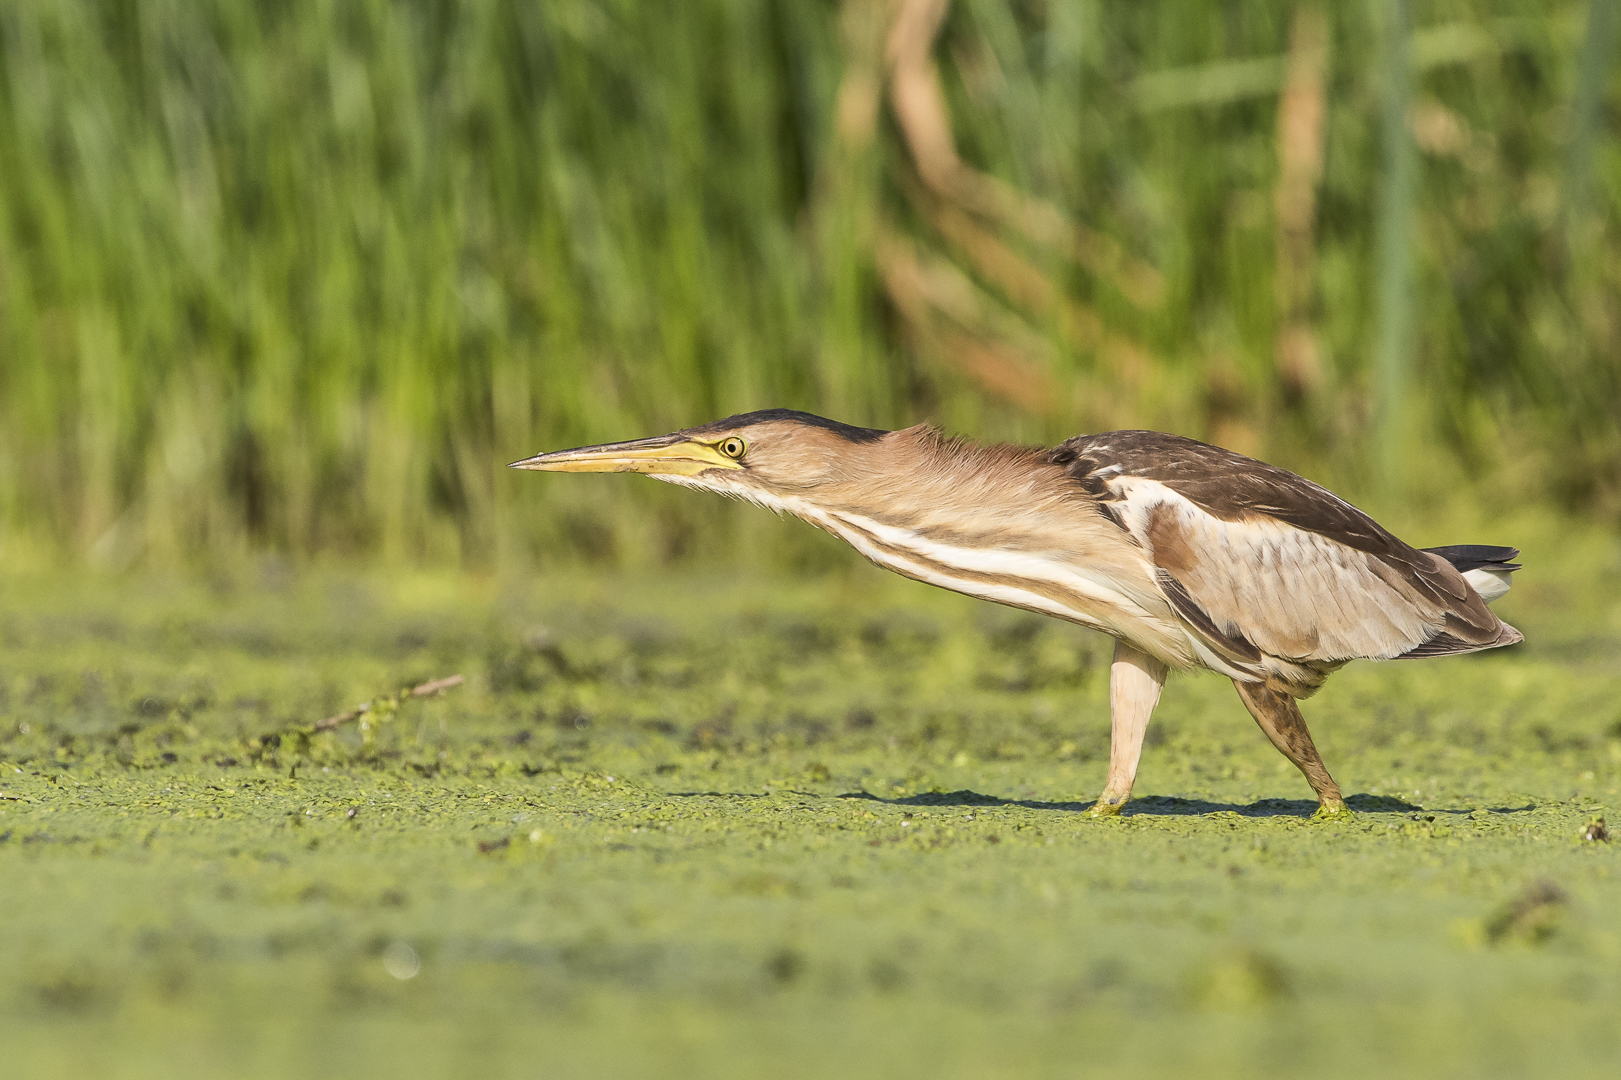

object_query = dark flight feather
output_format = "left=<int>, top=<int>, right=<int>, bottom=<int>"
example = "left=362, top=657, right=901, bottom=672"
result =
left=1422, top=545, right=1523, bottom=573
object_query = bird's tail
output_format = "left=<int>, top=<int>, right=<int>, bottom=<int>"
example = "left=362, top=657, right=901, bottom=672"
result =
left=1422, top=545, right=1521, bottom=605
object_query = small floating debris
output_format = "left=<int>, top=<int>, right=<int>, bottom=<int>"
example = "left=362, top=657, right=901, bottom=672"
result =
left=1485, top=879, right=1569, bottom=946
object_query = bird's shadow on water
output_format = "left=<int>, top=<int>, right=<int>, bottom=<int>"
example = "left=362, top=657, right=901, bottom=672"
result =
left=834, top=790, right=1537, bottom=818
left=664, top=789, right=1537, bottom=819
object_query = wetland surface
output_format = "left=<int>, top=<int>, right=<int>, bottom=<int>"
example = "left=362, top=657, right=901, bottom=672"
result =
left=2, top=540, right=1619, bottom=1078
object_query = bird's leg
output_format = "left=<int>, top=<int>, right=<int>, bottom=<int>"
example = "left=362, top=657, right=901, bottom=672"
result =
left=1088, top=641, right=1169, bottom=816
left=1231, top=680, right=1347, bottom=815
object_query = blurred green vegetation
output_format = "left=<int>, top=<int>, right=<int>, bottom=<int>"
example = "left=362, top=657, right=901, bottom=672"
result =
left=1, top=0, right=1619, bottom=570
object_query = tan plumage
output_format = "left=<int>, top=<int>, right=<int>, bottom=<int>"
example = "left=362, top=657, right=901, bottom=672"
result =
left=512, top=410, right=1522, bottom=816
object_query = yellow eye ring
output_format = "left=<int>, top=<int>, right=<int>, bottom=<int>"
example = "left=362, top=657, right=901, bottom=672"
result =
left=718, top=437, right=746, bottom=459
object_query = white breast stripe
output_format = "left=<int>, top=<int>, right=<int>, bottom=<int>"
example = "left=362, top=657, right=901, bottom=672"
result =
left=823, top=509, right=1216, bottom=666
left=828, top=511, right=1149, bottom=614
left=660, top=471, right=1213, bottom=672
left=808, top=510, right=1115, bottom=633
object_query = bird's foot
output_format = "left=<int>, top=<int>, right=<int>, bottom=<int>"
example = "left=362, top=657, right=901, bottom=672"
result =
left=1085, top=794, right=1129, bottom=818
left=1311, top=799, right=1353, bottom=822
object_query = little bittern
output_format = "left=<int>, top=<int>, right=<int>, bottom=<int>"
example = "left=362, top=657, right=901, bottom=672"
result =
left=512, top=410, right=1522, bottom=816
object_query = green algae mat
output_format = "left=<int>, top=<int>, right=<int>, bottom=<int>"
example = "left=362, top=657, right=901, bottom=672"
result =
left=2, top=546, right=1619, bottom=1079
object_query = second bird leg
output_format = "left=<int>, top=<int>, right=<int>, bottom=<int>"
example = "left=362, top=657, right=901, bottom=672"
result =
left=1089, top=641, right=1169, bottom=816
left=1232, top=680, right=1346, bottom=814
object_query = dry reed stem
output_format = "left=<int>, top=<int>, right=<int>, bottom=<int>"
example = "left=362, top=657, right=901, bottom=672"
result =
left=883, top=0, right=1164, bottom=309
left=871, top=0, right=1160, bottom=425
left=1273, top=3, right=1329, bottom=399
left=875, top=230, right=1059, bottom=413
left=918, top=189, right=1154, bottom=380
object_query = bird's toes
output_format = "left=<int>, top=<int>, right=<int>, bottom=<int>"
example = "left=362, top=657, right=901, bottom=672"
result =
left=1084, top=797, right=1127, bottom=818
left=1310, top=803, right=1354, bottom=822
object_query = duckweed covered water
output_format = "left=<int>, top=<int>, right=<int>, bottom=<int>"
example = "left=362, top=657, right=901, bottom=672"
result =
left=2, top=551, right=1619, bottom=1079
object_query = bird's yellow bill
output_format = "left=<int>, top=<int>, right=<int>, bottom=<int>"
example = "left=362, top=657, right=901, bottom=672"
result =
left=508, top=437, right=742, bottom=476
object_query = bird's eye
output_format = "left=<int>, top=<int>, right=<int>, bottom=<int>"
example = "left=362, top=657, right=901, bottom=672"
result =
left=718, top=437, right=746, bottom=459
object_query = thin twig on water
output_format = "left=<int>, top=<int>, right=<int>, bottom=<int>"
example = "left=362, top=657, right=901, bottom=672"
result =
left=311, top=675, right=466, bottom=733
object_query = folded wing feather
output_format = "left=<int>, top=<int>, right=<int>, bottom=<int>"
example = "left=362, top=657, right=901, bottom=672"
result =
left=1059, top=431, right=1520, bottom=677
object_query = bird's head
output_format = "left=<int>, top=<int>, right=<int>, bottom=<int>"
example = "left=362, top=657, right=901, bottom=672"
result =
left=508, top=409, right=892, bottom=504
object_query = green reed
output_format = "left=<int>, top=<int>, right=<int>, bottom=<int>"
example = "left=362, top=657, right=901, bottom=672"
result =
left=0, top=0, right=1614, bottom=570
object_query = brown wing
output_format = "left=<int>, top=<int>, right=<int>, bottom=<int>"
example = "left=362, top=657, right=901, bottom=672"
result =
left=1054, top=431, right=1520, bottom=663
